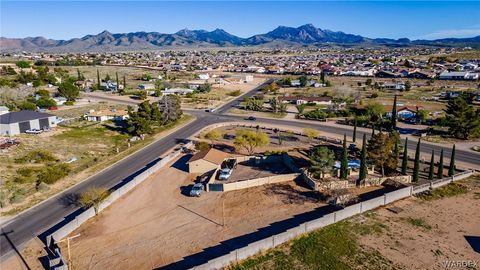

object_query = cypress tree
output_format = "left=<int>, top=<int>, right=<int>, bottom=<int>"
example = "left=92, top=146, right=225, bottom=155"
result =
left=371, top=124, right=375, bottom=137
left=359, top=134, right=368, bottom=182
left=428, top=150, right=435, bottom=180
left=123, top=76, right=127, bottom=91
left=401, top=138, right=408, bottom=175
left=437, top=149, right=444, bottom=179
left=77, top=68, right=81, bottom=80
left=96, top=69, right=100, bottom=89
left=393, top=139, right=399, bottom=171
left=116, top=72, right=119, bottom=91
left=412, top=138, right=421, bottom=182
left=448, top=144, right=456, bottom=176
left=353, top=117, right=357, bottom=143
left=391, top=95, right=397, bottom=130
left=340, top=133, right=349, bottom=179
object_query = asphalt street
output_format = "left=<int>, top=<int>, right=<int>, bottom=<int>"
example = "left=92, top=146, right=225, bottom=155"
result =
left=1, top=79, right=478, bottom=262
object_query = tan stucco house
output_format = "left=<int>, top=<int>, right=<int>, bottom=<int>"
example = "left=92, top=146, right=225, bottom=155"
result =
left=188, top=148, right=228, bottom=174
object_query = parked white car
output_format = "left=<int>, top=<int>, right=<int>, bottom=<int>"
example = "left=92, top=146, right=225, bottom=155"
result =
left=25, top=129, right=43, bottom=134
left=219, top=168, right=233, bottom=180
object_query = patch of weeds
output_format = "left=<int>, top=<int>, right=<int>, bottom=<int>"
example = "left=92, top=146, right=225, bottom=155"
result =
left=417, top=183, right=468, bottom=201
left=15, top=150, right=57, bottom=164
left=229, top=221, right=395, bottom=270
left=404, top=217, right=432, bottom=230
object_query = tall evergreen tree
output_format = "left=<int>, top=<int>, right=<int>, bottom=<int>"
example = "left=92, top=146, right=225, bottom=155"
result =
left=123, top=76, right=127, bottom=91
left=437, top=149, right=444, bottom=179
left=401, top=138, right=408, bottom=175
left=340, top=133, right=349, bottom=179
left=393, top=139, right=400, bottom=171
left=428, top=150, right=435, bottom=180
left=391, top=95, right=397, bottom=130
left=359, top=134, right=368, bottom=182
left=412, top=138, right=421, bottom=182
left=371, top=124, right=375, bottom=137
left=353, top=117, right=357, bottom=142
left=448, top=144, right=456, bottom=176
left=116, top=72, right=119, bottom=91
left=96, top=69, right=100, bottom=89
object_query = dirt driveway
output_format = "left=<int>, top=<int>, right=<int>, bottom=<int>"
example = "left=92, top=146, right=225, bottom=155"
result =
left=55, top=155, right=324, bottom=269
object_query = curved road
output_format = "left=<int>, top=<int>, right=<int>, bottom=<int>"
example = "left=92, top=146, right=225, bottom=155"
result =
left=1, top=80, right=479, bottom=262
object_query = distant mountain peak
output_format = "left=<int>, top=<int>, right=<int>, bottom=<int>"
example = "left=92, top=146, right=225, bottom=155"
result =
left=1, top=24, right=480, bottom=52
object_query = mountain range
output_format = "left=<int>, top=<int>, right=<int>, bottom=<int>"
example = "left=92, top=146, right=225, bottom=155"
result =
left=1, top=24, right=480, bottom=52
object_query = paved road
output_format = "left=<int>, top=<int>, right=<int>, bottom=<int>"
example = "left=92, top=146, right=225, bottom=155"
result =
left=1, top=78, right=479, bottom=262
left=0, top=80, right=271, bottom=262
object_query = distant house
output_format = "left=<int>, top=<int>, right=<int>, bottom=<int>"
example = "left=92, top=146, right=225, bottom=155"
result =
left=290, top=80, right=301, bottom=87
left=439, top=71, right=479, bottom=80
left=0, top=110, right=57, bottom=135
left=279, top=96, right=332, bottom=106
left=385, top=106, right=422, bottom=120
left=0, top=106, right=9, bottom=115
left=407, top=71, right=435, bottom=79
left=53, top=97, right=67, bottom=105
left=100, top=81, right=118, bottom=91
left=198, top=74, right=210, bottom=80
left=161, top=88, right=194, bottom=96
left=382, top=82, right=406, bottom=91
left=188, top=148, right=229, bottom=174
left=85, top=109, right=129, bottom=122
left=138, top=84, right=155, bottom=90
left=376, top=70, right=399, bottom=78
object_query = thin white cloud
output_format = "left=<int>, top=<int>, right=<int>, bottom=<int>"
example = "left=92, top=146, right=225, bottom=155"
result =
left=419, top=28, right=480, bottom=40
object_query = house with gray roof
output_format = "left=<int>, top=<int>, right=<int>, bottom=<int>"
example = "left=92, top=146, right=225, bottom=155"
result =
left=0, top=110, right=57, bottom=136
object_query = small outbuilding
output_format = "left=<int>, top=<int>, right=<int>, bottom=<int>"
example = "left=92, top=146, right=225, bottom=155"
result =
left=188, top=148, right=229, bottom=174
left=0, top=110, right=57, bottom=135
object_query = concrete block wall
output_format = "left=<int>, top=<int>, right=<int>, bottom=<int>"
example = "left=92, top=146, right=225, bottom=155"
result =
left=384, top=186, right=412, bottom=204
left=334, top=203, right=361, bottom=222
left=49, top=219, right=79, bottom=245
left=75, top=207, right=95, bottom=225
left=360, top=196, right=385, bottom=213
left=305, top=213, right=335, bottom=231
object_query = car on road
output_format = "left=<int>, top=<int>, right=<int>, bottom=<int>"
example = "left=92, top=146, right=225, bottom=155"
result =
left=25, top=129, right=43, bottom=134
left=246, top=116, right=256, bottom=121
left=218, top=168, right=233, bottom=180
left=205, top=108, right=216, bottom=113
left=189, top=183, right=204, bottom=197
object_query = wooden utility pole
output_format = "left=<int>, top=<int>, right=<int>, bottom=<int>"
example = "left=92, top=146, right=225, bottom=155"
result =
left=56, top=234, right=81, bottom=270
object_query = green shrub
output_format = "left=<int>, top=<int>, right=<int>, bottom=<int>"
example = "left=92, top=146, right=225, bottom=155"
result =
left=227, top=90, right=242, bottom=97
left=9, top=188, right=27, bottom=204
left=37, top=164, right=71, bottom=184
left=15, top=150, right=56, bottom=164
left=64, top=101, right=74, bottom=106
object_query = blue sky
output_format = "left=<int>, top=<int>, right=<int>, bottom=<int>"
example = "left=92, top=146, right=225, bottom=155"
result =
left=1, top=1, right=480, bottom=40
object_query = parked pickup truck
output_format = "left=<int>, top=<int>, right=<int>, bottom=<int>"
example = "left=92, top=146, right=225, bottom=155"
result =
left=25, top=129, right=43, bottom=134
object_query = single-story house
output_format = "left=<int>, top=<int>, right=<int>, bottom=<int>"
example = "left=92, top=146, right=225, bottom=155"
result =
left=85, top=109, right=129, bottom=122
left=53, top=97, right=67, bottom=105
left=188, top=148, right=229, bottom=174
left=383, top=82, right=406, bottom=91
left=439, top=71, right=479, bottom=80
left=138, top=84, right=155, bottom=90
left=161, top=88, right=194, bottom=96
left=279, top=96, right=332, bottom=106
left=0, top=110, right=57, bottom=135
left=198, top=74, right=210, bottom=80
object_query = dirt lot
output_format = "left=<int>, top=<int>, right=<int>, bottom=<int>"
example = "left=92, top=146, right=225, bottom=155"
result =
left=358, top=176, right=480, bottom=269
left=3, top=154, right=323, bottom=270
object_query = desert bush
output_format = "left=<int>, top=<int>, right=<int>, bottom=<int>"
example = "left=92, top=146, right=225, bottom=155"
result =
left=79, top=187, right=110, bottom=214
left=37, top=164, right=71, bottom=184
left=15, top=150, right=56, bottom=164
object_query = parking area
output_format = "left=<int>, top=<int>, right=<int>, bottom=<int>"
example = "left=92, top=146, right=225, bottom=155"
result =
left=219, top=159, right=292, bottom=183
